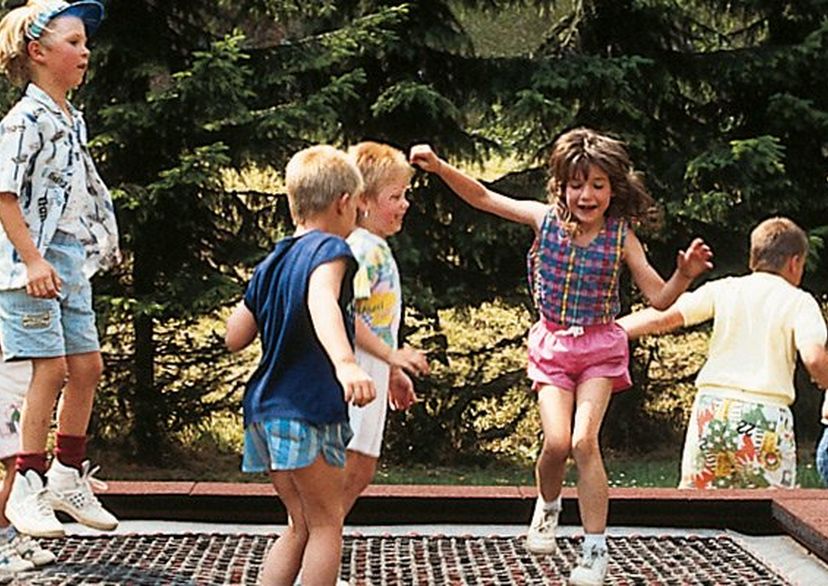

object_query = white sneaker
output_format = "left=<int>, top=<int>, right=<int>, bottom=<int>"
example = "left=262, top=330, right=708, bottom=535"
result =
left=4, top=470, right=64, bottom=538
left=525, top=496, right=559, bottom=554
left=46, top=460, right=119, bottom=531
left=9, top=528, right=56, bottom=567
left=0, top=541, right=34, bottom=574
left=568, top=544, right=609, bottom=585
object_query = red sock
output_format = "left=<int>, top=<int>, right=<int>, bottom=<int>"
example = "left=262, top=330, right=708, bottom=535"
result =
left=15, top=452, right=48, bottom=476
left=55, top=433, right=87, bottom=471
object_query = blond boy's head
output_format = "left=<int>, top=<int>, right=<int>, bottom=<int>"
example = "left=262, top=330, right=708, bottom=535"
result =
left=348, top=141, right=413, bottom=201
left=285, top=145, right=363, bottom=224
left=749, top=217, right=808, bottom=275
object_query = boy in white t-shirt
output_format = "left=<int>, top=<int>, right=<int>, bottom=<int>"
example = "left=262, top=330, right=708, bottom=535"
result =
left=344, top=142, right=429, bottom=516
left=619, top=217, right=828, bottom=488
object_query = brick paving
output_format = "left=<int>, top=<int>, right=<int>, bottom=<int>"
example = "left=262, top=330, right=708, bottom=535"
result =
left=16, top=533, right=789, bottom=585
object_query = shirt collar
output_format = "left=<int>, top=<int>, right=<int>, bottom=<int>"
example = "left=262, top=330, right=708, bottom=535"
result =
left=24, top=83, right=81, bottom=122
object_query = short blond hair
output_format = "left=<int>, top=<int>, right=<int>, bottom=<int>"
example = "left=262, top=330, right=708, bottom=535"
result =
left=0, top=0, right=59, bottom=87
left=285, top=145, right=363, bottom=223
left=749, top=217, right=808, bottom=273
left=348, top=141, right=413, bottom=200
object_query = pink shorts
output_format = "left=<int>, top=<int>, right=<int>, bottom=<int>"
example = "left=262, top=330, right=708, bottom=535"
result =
left=527, top=319, right=631, bottom=393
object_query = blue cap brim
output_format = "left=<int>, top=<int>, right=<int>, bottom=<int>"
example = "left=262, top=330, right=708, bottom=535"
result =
left=56, top=1, right=104, bottom=37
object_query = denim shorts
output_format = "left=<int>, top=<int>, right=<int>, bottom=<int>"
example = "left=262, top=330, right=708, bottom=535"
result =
left=0, top=232, right=100, bottom=359
left=243, top=418, right=354, bottom=472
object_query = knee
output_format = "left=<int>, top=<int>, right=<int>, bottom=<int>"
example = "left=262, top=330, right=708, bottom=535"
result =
left=571, top=434, right=600, bottom=464
left=69, top=353, right=104, bottom=385
left=34, top=357, right=69, bottom=389
left=540, top=438, right=570, bottom=464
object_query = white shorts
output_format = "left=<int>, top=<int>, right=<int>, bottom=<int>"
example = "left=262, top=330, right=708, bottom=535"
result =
left=0, top=358, right=31, bottom=460
left=347, top=349, right=389, bottom=458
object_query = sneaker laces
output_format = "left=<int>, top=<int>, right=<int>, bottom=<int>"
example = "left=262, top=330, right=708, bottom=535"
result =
left=578, top=546, right=606, bottom=569
left=535, top=508, right=558, bottom=532
left=76, top=465, right=109, bottom=508
left=32, top=487, right=55, bottom=517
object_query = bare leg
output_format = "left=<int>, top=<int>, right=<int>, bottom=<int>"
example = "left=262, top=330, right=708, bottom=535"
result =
left=291, top=456, right=345, bottom=586
left=56, top=352, right=102, bottom=437
left=260, top=471, right=309, bottom=586
left=0, top=457, right=14, bottom=526
left=342, top=450, right=377, bottom=516
left=535, top=385, right=575, bottom=501
left=20, top=358, right=66, bottom=453
left=570, top=378, right=613, bottom=534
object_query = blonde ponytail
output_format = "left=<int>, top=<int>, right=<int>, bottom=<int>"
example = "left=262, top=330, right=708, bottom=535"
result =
left=0, top=1, right=61, bottom=86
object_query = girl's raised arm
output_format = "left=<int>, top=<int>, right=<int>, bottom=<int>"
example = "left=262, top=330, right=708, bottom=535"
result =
left=625, top=231, right=713, bottom=310
left=410, top=144, right=548, bottom=231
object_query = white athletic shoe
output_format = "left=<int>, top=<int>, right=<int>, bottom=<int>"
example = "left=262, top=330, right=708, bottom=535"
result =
left=46, top=460, right=118, bottom=531
left=568, top=544, right=609, bottom=585
left=9, top=528, right=56, bottom=567
left=4, top=470, right=64, bottom=538
left=525, top=496, right=559, bottom=554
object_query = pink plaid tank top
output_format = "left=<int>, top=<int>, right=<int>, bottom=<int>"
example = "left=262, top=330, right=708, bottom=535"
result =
left=527, top=211, right=627, bottom=326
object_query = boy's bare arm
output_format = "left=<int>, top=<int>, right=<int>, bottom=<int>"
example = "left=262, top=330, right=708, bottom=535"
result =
left=617, top=306, right=685, bottom=339
left=801, top=343, right=828, bottom=391
left=308, top=259, right=376, bottom=406
left=225, top=302, right=258, bottom=352
left=0, top=192, right=61, bottom=298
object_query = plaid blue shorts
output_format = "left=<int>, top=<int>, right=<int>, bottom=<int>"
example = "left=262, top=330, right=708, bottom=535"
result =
left=242, top=418, right=354, bottom=472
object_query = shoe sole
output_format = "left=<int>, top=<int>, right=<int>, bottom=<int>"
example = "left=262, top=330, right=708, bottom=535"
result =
left=5, top=510, right=64, bottom=539
left=50, top=503, right=118, bottom=531
left=525, top=538, right=559, bottom=555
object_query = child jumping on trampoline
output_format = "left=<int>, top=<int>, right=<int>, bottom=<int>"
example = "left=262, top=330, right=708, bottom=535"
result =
left=411, top=128, right=712, bottom=585
left=0, top=0, right=120, bottom=538
left=343, top=141, right=429, bottom=518
left=619, top=217, right=828, bottom=489
left=226, top=145, right=375, bottom=586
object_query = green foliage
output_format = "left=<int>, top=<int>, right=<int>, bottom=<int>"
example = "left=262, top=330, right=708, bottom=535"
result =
left=60, top=0, right=828, bottom=464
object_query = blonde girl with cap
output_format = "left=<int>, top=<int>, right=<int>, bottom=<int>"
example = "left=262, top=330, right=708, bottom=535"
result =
left=411, top=129, right=712, bottom=585
left=0, top=0, right=119, bottom=538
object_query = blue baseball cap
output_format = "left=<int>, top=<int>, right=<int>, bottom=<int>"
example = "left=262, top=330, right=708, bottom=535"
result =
left=27, top=1, right=105, bottom=40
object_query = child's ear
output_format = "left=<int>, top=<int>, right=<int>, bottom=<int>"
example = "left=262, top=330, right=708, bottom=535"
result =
left=27, top=40, right=47, bottom=64
left=336, top=192, right=351, bottom=214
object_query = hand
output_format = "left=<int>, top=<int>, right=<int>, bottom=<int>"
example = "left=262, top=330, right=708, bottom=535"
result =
left=388, top=345, right=430, bottom=377
left=388, top=366, right=418, bottom=411
left=25, top=257, right=61, bottom=298
left=677, top=237, right=713, bottom=280
left=336, top=360, right=376, bottom=407
left=409, top=144, right=442, bottom=174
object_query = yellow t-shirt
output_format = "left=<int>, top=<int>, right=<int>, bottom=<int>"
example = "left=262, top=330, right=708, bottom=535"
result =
left=675, top=271, right=827, bottom=405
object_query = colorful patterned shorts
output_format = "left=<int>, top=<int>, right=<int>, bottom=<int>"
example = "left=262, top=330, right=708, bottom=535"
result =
left=680, top=389, right=796, bottom=489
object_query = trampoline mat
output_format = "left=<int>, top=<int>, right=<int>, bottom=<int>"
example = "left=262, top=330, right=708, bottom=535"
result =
left=17, top=533, right=788, bottom=585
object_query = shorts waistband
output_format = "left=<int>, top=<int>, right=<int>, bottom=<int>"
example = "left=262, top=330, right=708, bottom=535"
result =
left=697, top=386, right=791, bottom=409
left=539, top=317, right=616, bottom=337
left=50, top=230, right=81, bottom=245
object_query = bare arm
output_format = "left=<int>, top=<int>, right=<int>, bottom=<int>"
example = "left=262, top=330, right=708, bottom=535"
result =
left=409, top=144, right=548, bottom=231
left=616, top=306, right=685, bottom=339
left=0, top=192, right=61, bottom=298
left=388, top=366, right=418, bottom=411
left=801, top=343, right=828, bottom=391
left=355, top=318, right=429, bottom=376
left=225, top=302, right=258, bottom=352
left=625, top=232, right=713, bottom=310
left=308, top=259, right=376, bottom=407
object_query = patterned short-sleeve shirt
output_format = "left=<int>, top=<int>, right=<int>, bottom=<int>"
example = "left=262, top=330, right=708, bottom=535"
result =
left=347, top=228, right=401, bottom=348
left=0, top=83, right=119, bottom=290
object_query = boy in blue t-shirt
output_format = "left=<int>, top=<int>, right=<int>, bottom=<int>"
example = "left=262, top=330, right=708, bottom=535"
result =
left=225, top=145, right=375, bottom=586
